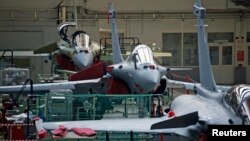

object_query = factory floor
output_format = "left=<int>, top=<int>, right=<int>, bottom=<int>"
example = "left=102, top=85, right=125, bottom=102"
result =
left=1, top=88, right=193, bottom=141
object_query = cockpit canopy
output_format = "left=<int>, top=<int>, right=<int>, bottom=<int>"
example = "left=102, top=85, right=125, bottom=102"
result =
left=58, top=22, right=75, bottom=44
left=57, top=22, right=91, bottom=48
left=72, top=31, right=90, bottom=48
left=224, top=84, right=250, bottom=124
left=130, top=45, right=154, bottom=64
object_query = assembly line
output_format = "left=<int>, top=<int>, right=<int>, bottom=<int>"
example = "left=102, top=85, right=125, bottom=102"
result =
left=0, top=0, right=250, bottom=141
left=37, top=1, right=250, bottom=140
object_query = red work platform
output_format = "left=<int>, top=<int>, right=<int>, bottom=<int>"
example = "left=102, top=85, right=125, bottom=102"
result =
left=69, top=61, right=106, bottom=81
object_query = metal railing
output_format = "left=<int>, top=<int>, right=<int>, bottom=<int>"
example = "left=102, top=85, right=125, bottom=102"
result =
left=30, top=93, right=169, bottom=122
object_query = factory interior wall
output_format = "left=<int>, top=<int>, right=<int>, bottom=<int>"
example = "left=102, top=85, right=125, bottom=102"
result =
left=0, top=0, right=249, bottom=84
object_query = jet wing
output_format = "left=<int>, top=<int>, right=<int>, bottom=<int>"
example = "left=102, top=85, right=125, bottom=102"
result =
left=215, top=85, right=231, bottom=92
left=125, top=51, right=172, bottom=57
left=41, top=112, right=199, bottom=140
left=0, top=78, right=101, bottom=94
left=34, top=42, right=57, bottom=54
left=56, top=69, right=77, bottom=75
left=166, top=79, right=196, bottom=90
left=167, top=79, right=231, bottom=92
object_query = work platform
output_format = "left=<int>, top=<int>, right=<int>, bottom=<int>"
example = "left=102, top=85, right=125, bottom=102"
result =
left=1, top=92, right=172, bottom=140
left=30, top=93, right=170, bottom=121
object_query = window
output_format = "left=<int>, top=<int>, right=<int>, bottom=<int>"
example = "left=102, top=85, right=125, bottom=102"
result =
left=208, top=32, right=234, bottom=66
left=246, top=32, right=250, bottom=65
left=162, top=33, right=181, bottom=66
left=162, top=32, right=233, bottom=66
left=209, top=46, right=219, bottom=65
left=208, top=32, right=234, bottom=43
left=222, top=46, right=232, bottom=65
left=183, top=33, right=198, bottom=66
left=248, top=46, right=250, bottom=65
left=247, top=32, right=250, bottom=42
left=162, top=33, right=198, bottom=66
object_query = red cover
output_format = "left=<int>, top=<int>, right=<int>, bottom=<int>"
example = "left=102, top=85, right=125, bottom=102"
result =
left=51, top=128, right=63, bottom=135
left=69, top=61, right=106, bottom=81
left=107, top=78, right=130, bottom=94
left=57, top=55, right=75, bottom=71
left=38, top=129, right=48, bottom=139
left=168, top=110, right=176, bottom=118
left=59, top=125, right=67, bottom=131
left=51, top=125, right=68, bottom=139
left=71, top=127, right=96, bottom=136
left=52, top=129, right=68, bottom=139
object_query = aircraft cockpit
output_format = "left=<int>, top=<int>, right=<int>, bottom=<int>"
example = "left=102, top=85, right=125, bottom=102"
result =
left=57, top=22, right=91, bottom=49
left=130, top=45, right=154, bottom=64
left=72, top=31, right=91, bottom=49
left=224, top=84, right=250, bottom=124
left=58, top=22, right=75, bottom=44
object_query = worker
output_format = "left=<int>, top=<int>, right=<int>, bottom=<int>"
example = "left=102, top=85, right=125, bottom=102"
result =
left=0, top=110, right=7, bottom=139
left=151, top=102, right=157, bottom=117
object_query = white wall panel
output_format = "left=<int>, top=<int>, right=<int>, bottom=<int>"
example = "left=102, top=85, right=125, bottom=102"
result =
left=0, top=0, right=227, bottom=11
left=0, top=0, right=61, bottom=9
left=0, top=31, right=42, bottom=50
left=206, top=19, right=235, bottom=32
left=63, top=0, right=226, bottom=12
left=0, top=0, right=248, bottom=84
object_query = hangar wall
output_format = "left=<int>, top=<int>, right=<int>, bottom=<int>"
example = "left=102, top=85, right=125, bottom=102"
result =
left=0, top=0, right=249, bottom=84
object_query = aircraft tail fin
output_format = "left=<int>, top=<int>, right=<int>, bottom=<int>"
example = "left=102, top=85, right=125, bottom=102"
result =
left=193, top=0, right=218, bottom=92
left=108, top=3, right=123, bottom=64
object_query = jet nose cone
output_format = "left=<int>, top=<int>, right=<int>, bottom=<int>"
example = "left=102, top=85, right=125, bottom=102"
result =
left=136, top=70, right=160, bottom=93
left=143, top=71, right=160, bottom=85
left=72, top=51, right=93, bottom=69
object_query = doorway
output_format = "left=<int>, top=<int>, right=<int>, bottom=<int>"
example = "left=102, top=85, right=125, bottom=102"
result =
left=208, top=43, right=234, bottom=84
